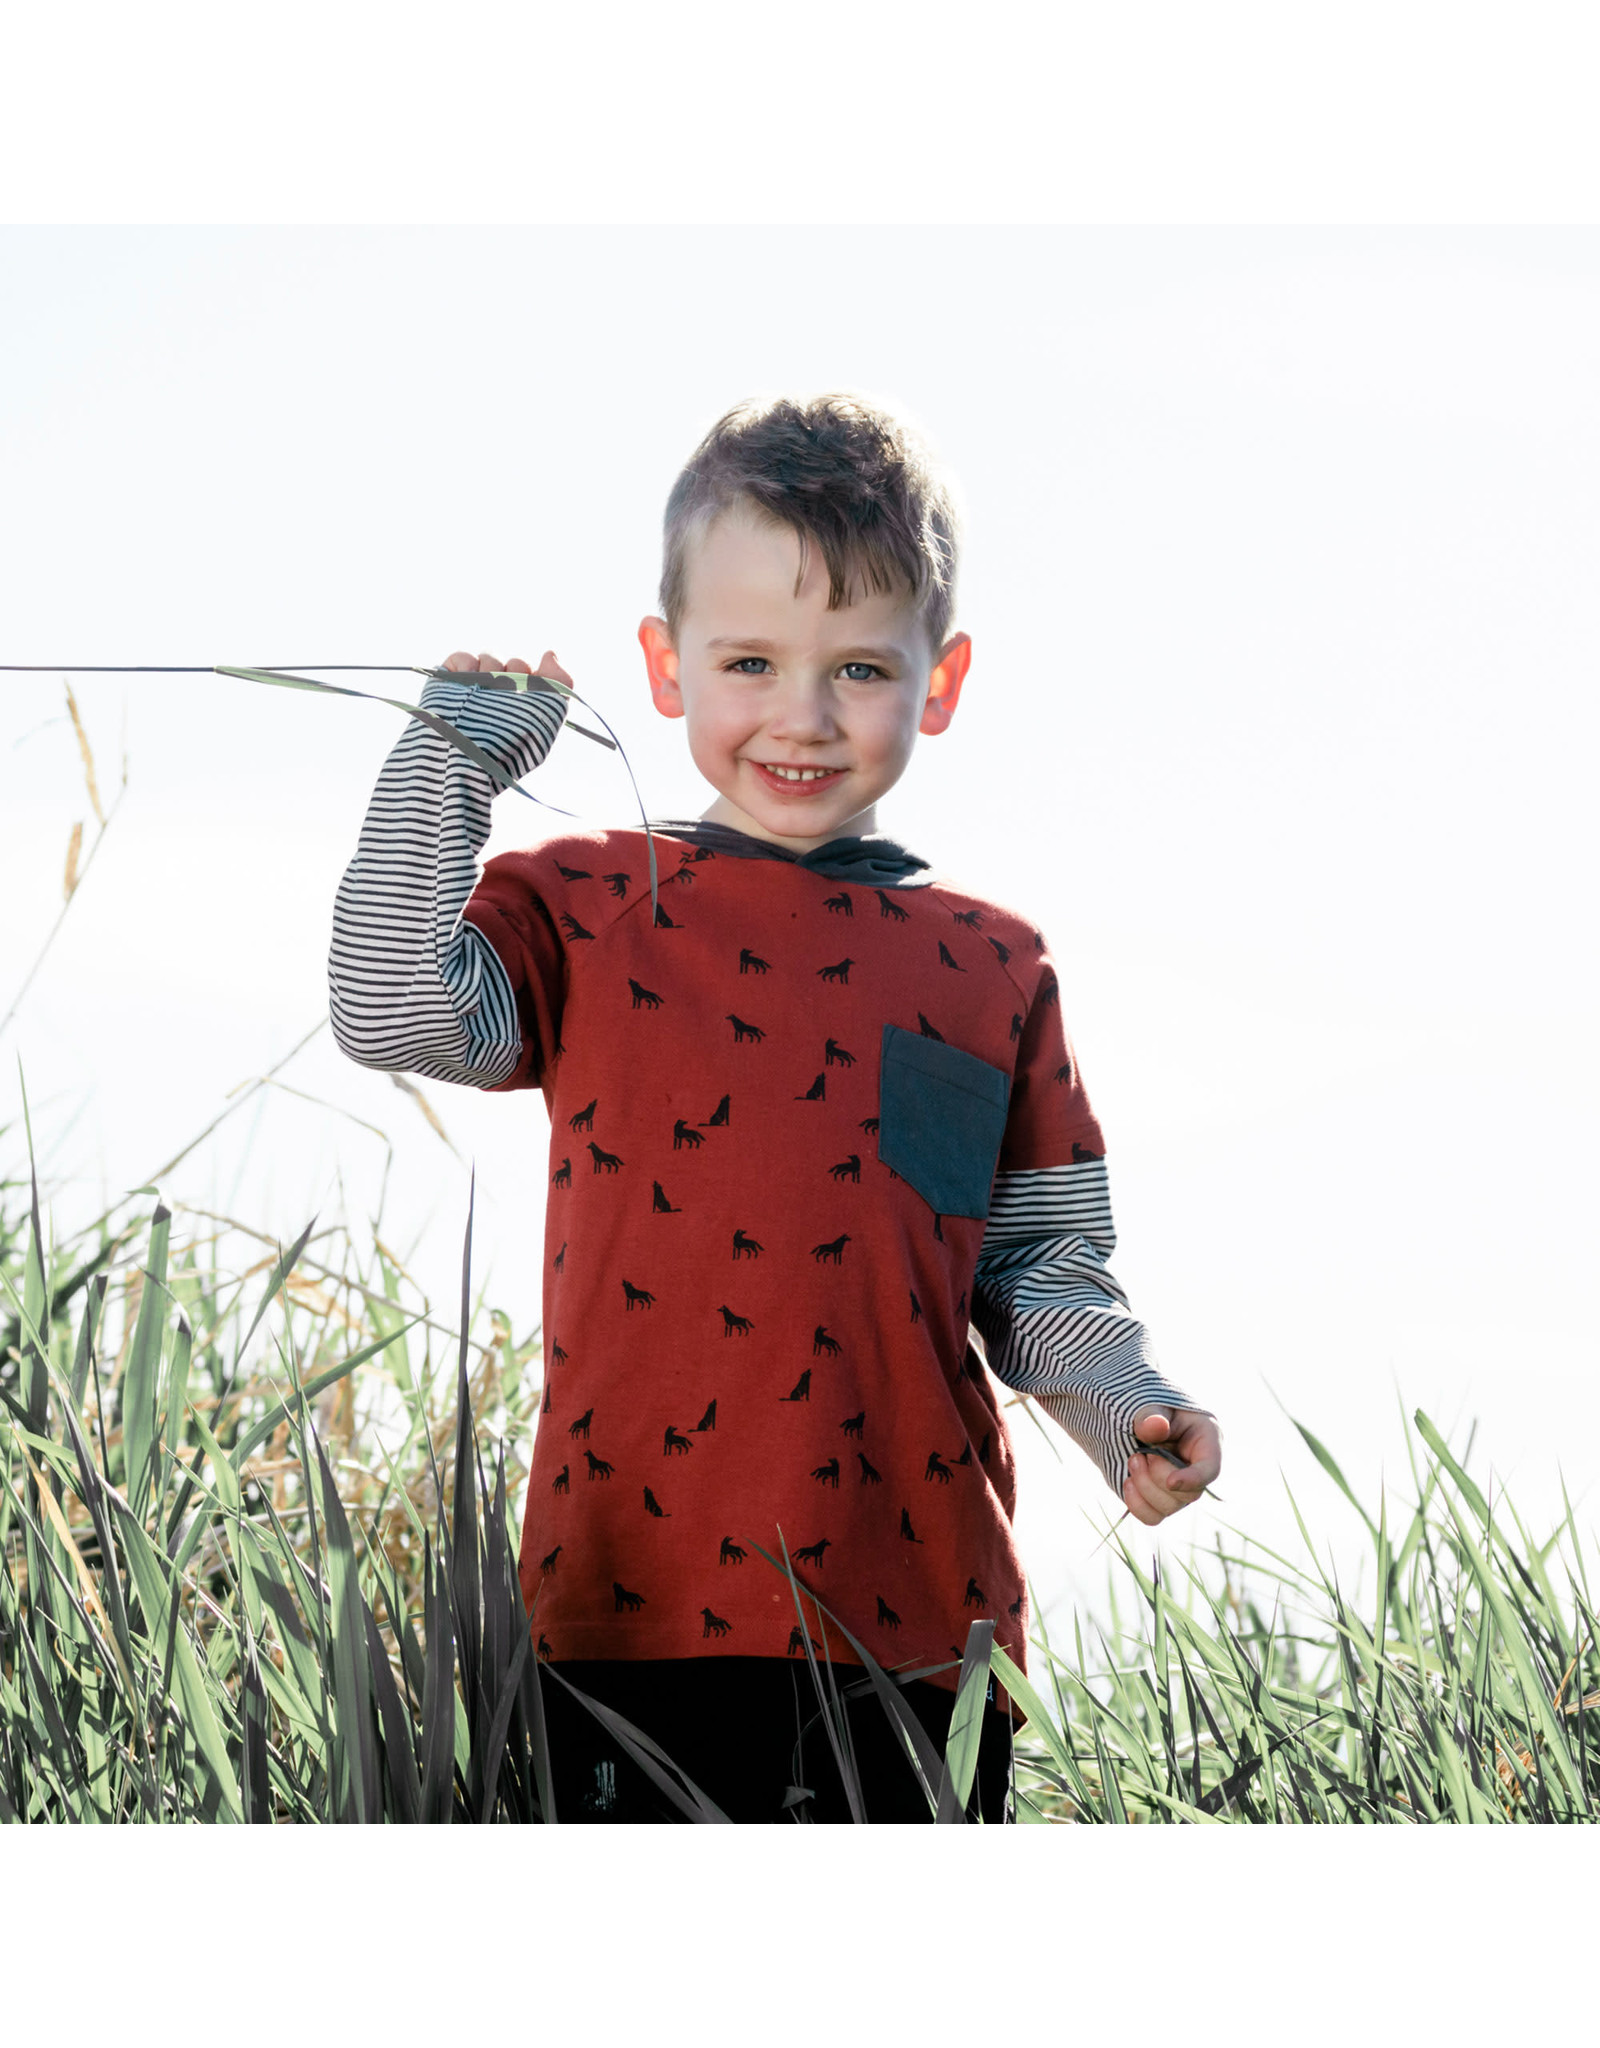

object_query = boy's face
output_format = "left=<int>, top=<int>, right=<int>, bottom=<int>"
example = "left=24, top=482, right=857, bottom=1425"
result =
left=639, top=502, right=970, bottom=851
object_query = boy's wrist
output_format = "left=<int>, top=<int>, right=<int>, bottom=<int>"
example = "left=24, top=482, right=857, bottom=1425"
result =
left=416, top=672, right=567, bottom=774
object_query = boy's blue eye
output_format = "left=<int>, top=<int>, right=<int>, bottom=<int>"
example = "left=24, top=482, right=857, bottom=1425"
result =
left=722, top=657, right=886, bottom=681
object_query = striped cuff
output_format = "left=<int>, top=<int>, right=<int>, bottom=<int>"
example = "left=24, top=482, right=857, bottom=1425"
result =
left=974, top=1161, right=1206, bottom=1496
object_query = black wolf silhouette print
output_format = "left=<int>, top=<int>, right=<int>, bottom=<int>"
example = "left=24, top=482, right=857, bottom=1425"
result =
left=782, top=1369, right=812, bottom=1403
left=585, top=1450, right=615, bottom=1480
left=860, top=1115, right=879, bottom=1136
left=811, top=1457, right=840, bottom=1488
left=588, top=1140, right=624, bottom=1174
left=537, top=1635, right=554, bottom=1661
left=1072, top=1139, right=1104, bottom=1162
left=701, top=1607, right=732, bottom=1638
left=876, top=1594, right=902, bottom=1628
left=788, top=1624, right=823, bottom=1655
left=1038, top=970, right=1060, bottom=1004
left=551, top=1157, right=572, bottom=1189
left=727, top=1013, right=765, bottom=1042
left=1008, top=1593, right=1024, bottom=1619
left=568, top=1408, right=593, bottom=1439
left=988, top=935, right=1011, bottom=966
left=900, top=1509, right=923, bottom=1543
left=824, top=890, right=853, bottom=916
left=1033, top=930, right=1045, bottom=952
left=643, top=1487, right=670, bottom=1517
left=553, top=1241, right=566, bottom=1272
left=811, top=1233, right=850, bottom=1264
left=664, top=1425, right=694, bottom=1455
left=857, top=1452, right=883, bottom=1484
left=796, top=1073, right=826, bottom=1101
left=840, top=1410, right=865, bottom=1439
left=672, top=1119, right=704, bottom=1150
left=793, top=1537, right=831, bottom=1567
left=917, top=1012, right=944, bottom=1040
left=812, top=1326, right=843, bottom=1357
left=603, top=869, right=629, bottom=898
left=828, top=1153, right=861, bottom=1182
left=964, top=1578, right=987, bottom=1607
left=955, top=1444, right=973, bottom=1467
left=702, top=1094, right=731, bottom=1126
left=554, top=862, right=592, bottom=882
left=951, top=907, right=983, bottom=929
left=628, top=978, right=663, bottom=1009
left=731, top=1229, right=762, bottom=1260
left=652, top=901, right=680, bottom=928
left=738, top=948, right=770, bottom=974
left=718, top=1304, right=753, bottom=1336
left=1009, top=1012, right=1023, bottom=1042
left=909, top=1290, right=923, bottom=1323
left=694, top=1399, right=718, bottom=1432
left=651, top=1181, right=681, bottom=1213
left=937, top=941, right=966, bottom=972
left=875, top=889, right=909, bottom=923
left=560, top=912, right=595, bottom=942
left=671, top=855, right=702, bottom=882
left=824, top=1037, right=856, bottom=1067
left=542, top=1378, right=553, bottom=1414
left=1054, top=1063, right=1075, bottom=1085
left=719, top=1536, right=746, bottom=1566
left=621, top=1278, right=655, bottom=1310
left=816, top=956, right=853, bottom=984
left=933, top=1214, right=945, bottom=1242
left=926, top=1451, right=953, bottom=1484
left=552, top=1464, right=569, bottom=1493
left=613, top=1582, right=645, bottom=1611
left=569, top=1098, right=598, bottom=1132
left=978, top=1432, right=992, bottom=1465
left=540, top=1544, right=562, bottom=1573
left=550, top=1340, right=569, bottom=1366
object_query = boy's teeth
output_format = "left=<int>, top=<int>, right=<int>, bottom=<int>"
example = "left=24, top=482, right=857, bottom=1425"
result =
left=765, top=765, right=835, bottom=781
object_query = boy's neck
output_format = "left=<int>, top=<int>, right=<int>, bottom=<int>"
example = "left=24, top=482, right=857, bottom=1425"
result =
left=698, top=791, right=879, bottom=854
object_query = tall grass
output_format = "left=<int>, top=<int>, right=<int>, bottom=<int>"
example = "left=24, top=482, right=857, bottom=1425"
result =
left=3, top=1104, right=1596, bottom=1823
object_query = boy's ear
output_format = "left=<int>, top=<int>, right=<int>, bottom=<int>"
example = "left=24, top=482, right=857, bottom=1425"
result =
left=639, top=617, right=684, bottom=718
left=919, top=632, right=972, bottom=736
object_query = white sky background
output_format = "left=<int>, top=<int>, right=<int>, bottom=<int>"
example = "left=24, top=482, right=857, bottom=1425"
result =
left=3, top=225, right=1596, bottom=1631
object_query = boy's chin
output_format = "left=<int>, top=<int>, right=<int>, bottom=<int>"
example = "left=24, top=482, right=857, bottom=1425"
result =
left=704, top=776, right=872, bottom=847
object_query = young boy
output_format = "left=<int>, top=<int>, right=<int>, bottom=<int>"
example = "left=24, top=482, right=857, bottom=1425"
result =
left=328, top=394, right=1221, bottom=1822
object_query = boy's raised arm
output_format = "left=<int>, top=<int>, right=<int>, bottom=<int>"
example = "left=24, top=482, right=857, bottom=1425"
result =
left=327, top=651, right=568, bottom=1089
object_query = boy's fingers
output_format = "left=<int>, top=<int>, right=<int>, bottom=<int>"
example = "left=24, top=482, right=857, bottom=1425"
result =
left=477, top=651, right=503, bottom=672
left=440, top=650, right=478, bottom=672
left=1124, top=1452, right=1201, bottom=1523
left=505, top=657, right=532, bottom=674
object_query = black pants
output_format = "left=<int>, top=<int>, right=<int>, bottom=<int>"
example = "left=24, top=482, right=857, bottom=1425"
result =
left=540, top=1657, right=1014, bottom=1824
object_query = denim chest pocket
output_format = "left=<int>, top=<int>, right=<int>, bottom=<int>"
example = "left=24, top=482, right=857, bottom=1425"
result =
left=877, top=1022, right=1011, bottom=1220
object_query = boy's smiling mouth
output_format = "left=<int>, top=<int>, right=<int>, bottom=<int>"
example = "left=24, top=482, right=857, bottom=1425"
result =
left=750, top=760, right=848, bottom=792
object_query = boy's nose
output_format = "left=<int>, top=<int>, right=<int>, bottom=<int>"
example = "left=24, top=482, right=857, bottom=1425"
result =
left=765, top=684, right=842, bottom=740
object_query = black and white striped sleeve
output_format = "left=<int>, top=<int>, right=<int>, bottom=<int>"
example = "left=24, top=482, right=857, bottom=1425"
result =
left=327, top=674, right=567, bottom=1088
left=973, top=1160, right=1206, bottom=1498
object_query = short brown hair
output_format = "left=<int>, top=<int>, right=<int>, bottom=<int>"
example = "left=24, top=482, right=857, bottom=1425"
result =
left=659, top=393, right=960, bottom=658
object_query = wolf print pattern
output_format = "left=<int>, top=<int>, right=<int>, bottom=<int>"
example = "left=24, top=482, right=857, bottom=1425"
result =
left=332, top=773, right=1190, bottom=1676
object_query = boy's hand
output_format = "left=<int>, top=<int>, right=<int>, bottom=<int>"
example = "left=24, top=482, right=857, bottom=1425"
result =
left=1122, top=1406, right=1222, bottom=1526
left=439, top=649, right=574, bottom=688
